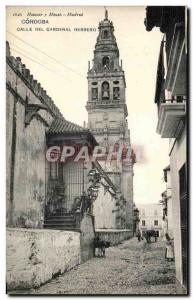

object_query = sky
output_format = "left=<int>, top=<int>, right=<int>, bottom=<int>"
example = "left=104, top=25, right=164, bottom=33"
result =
left=6, top=6, right=170, bottom=205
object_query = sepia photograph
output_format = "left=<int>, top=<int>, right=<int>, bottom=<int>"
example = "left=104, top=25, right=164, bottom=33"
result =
left=5, top=5, right=188, bottom=295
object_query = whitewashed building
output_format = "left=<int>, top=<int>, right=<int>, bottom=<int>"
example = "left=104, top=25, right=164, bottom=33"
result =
left=138, top=203, right=164, bottom=237
left=145, top=6, right=188, bottom=294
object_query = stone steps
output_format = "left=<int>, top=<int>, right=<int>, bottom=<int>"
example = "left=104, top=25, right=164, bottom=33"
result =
left=45, top=218, right=75, bottom=223
left=44, top=221, right=75, bottom=227
left=47, top=212, right=74, bottom=217
left=44, top=212, right=77, bottom=231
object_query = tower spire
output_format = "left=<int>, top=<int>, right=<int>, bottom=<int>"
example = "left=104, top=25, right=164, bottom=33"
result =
left=104, top=7, right=108, bottom=20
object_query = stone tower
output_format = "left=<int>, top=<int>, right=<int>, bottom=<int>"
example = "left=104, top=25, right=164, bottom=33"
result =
left=86, top=9, right=134, bottom=229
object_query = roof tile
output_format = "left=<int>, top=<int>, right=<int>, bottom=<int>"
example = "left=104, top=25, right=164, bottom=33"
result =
left=48, top=117, right=87, bottom=134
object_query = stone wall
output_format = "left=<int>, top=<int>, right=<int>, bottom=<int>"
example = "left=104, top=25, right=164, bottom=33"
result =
left=6, top=45, right=61, bottom=228
left=95, top=229, right=133, bottom=246
left=87, top=107, right=126, bottom=135
left=80, top=213, right=95, bottom=262
left=6, top=228, right=80, bottom=290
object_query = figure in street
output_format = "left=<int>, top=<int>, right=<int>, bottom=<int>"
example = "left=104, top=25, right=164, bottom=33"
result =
left=136, top=230, right=141, bottom=242
left=165, top=233, right=174, bottom=261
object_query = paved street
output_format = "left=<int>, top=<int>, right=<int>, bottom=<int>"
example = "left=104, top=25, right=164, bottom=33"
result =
left=12, top=237, right=176, bottom=295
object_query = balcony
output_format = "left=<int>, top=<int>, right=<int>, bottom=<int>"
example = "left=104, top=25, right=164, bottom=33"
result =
left=156, top=98, right=186, bottom=138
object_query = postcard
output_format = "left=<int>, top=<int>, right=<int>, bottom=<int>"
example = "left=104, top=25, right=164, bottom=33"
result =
left=6, top=6, right=188, bottom=295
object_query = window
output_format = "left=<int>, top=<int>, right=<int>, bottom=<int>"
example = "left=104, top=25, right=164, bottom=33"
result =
left=142, top=220, right=145, bottom=226
left=102, top=56, right=110, bottom=69
left=113, top=87, right=120, bottom=100
left=154, top=220, right=158, bottom=226
left=154, top=209, right=158, bottom=216
left=173, top=95, right=184, bottom=103
left=142, top=209, right=145, bottom=216
left=103, top=30, right=109, bottom=39
left=102, top=81, right=110, bottom=100
left=92, top=88, right=98, bottom=100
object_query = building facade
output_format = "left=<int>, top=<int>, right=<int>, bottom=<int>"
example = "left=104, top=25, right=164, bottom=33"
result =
left=86, top=10, right=135, bottom=230
left=138, top=203, right=164, bottom=237
left=6, top=41, right=60, bottom=229
left=145, top=6, right=188, bottom=294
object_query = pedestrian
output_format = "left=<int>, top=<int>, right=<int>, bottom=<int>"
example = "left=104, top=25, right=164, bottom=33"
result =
left=165, top=233, right=174, bottom=261
left=136, top=230, right=141, bottom=242
left=154, top=231, right=158, bottom=242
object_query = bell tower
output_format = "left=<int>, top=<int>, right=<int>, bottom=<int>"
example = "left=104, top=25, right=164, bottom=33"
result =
left=86, top=9, right=128, bottom=145
left=86, top=9, right=134, bottom=229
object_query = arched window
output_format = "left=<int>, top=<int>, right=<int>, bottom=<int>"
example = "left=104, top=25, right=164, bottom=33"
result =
left=103, top=30, right=108, bottom=39
left=102, top=81, right=110, bottom=100
left=102, top=56, right=110, bottom=69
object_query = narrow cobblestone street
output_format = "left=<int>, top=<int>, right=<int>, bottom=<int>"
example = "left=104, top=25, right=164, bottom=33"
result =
left=11, top=237, right=176, bottom=295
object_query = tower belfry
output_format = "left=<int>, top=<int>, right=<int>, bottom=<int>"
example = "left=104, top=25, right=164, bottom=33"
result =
left=86, top=9, right=128, bottom=145
left=86, top=10, right=134, bottom=229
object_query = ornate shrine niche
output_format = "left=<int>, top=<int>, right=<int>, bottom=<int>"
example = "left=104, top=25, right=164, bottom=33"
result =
left=102, top=81, right=110, bottom=100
